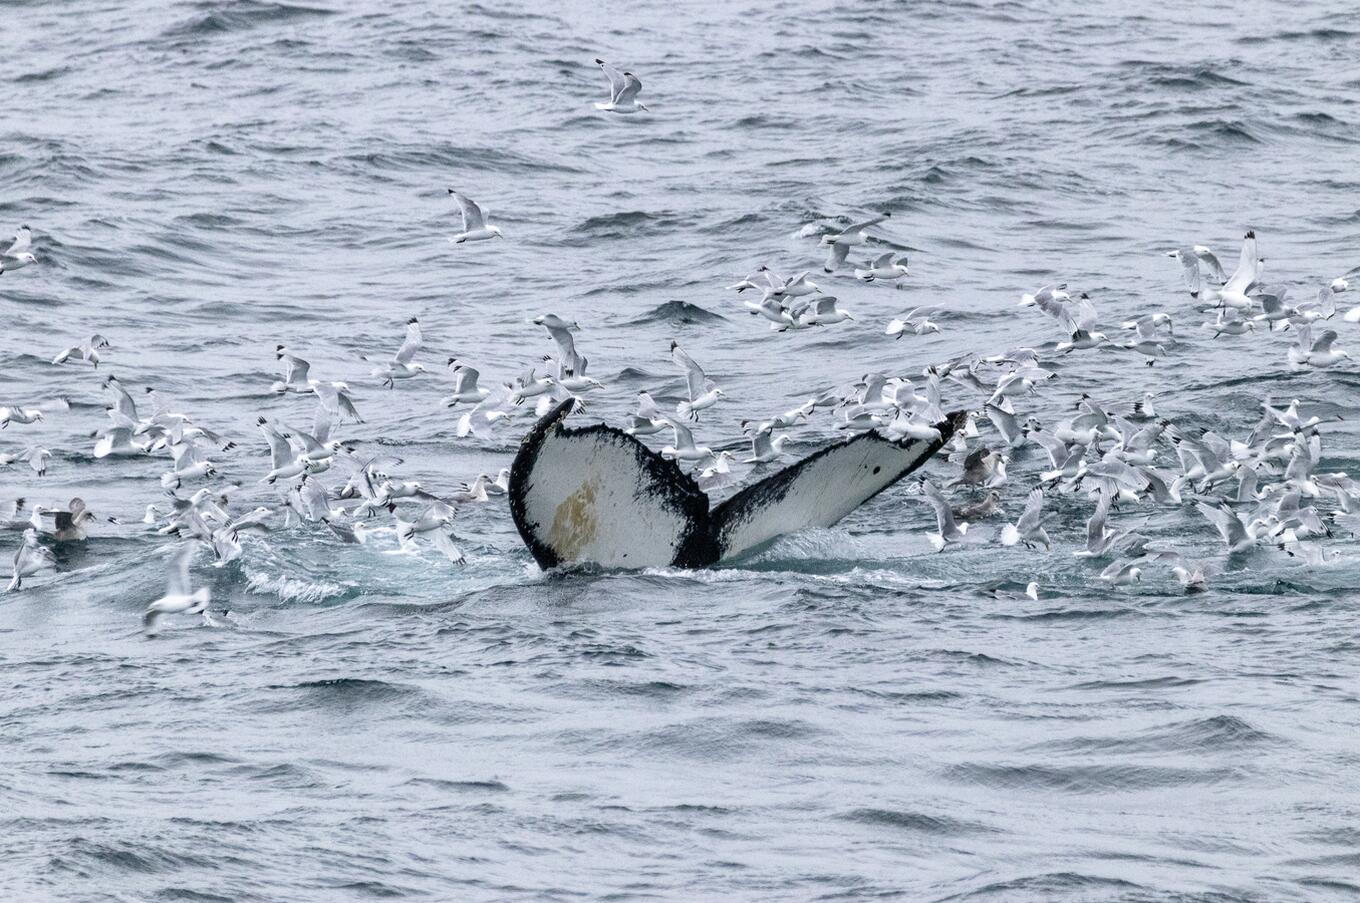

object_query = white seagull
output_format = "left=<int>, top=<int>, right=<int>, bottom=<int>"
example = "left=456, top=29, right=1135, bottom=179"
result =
left=7, top=528, right=56, bottom=591
left=365, top=317, right=426, bottom=387
left=671, top=341, right=725, bottom=421
left=1201, top=231, right=1260, bottom=310
left=820, top=212, right=891, bottom=273
left=52, top=334, right=111, bottom=368
left=854, top=252, right=909, bottom=285
left=1000, top=488, right=1052, bottom=550
left=442, top=360, right=491, bottom=408
left=447, top=190, right=503, bottom=243
left=660, top=418, right=713, bottom=465
left=918, top=479, right=969, bottom=551
left=143, top=545, right=213, bottom=633
left=594, top=58, right=649, bottom=113
left=0, top=225, right=36, bottom=274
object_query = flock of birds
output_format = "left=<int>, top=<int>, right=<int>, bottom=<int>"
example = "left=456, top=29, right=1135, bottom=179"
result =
left=4, top=59, right=1360, bottom=633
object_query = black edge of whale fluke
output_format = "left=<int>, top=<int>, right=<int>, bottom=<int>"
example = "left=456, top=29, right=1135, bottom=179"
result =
left=509, top=399, right=962, bottom=571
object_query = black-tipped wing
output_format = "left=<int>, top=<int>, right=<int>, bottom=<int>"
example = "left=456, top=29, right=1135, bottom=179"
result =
left=509, top=400, right=714, bottom=570
left=707, top=412, right=963, bottom=561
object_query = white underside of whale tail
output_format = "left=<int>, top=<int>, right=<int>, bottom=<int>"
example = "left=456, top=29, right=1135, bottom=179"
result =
left=510, top=400, right=961, bottom=571
left=709, top=424, right=959, bottom=562
left=509, top=402, right=711, bottom=570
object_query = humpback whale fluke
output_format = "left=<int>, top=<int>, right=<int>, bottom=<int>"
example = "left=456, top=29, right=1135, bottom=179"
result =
left=509, top=400, right=963, bottom=570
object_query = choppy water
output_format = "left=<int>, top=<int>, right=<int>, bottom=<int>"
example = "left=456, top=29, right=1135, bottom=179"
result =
left=4, top=1, right=1360, bottom=899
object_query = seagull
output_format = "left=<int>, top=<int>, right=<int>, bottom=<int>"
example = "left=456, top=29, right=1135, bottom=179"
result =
left=1252, top=289, right=1298, bottom=330
left=1193, top=245, right=1229, bottom=284
left=854, top=252, right=909, bottom=285
left=488, top=468, right=511, bottom=495
left=0, top=405, right=45, bottom=428
left=698, top=451, right=741, bottom=492
left=1074, top=489, right=1121, bottom=558
left=728, top=266, right=785, bottom=295
left=257, top=417, right=306, bottom=485
left=885, top=306, right=942, bottom=338
left=143, top=545, right=213, bottom=633
left=1203, top=308, right=1256, bottom=337
left=1054, top=295, right=1109, bottom=352
left=160, top=440, right=217, bottom=489
left=780, top=271, right=822, bottom=299
left=272, top=346, right=312, bottom=394
left=1168, top=246, right=1203, bottom=297
left=990, top=582, right=1040, bottom=602
left=594, top=58, right=648, bottom=113
left=456, top=392, right=514, bottom=439
left=1289, top=326, right=1350, bottom=369
left=625, top=391, right=668, bottom=436
left=794, top=296, right=853, bottom=327
left=985, top=402, right=1035, bottom=448
left=52, top=334, right=111, bottom=368
left=1330, top=264, right=1360, bottom=294
left=0, top=225, right=36, bottom=274
left=506, top=367, right=556, bottom=407
left=949, top=447, right=1007, bottom=489
left=1127, top=392, right=1159, bottom=422
left=396, top=501, right=464, bottom=562
left=6, top=528, right=56, bottom=591
left=756, top=400, right=816, bottom=434
left=309, top=379, right=363, bottom=423
left=918, top=479, right=969, bottom=551
left=286, top=407, right=342, bottom=472
left=442, top=359, right=491, bottom=408
left=820, top=213, right=890, bottom=273
left=447, top=190, right=503, bottom=243
left=671, top=341, right=725, bottom=420
left=1153, top=552, right=1218, bottom=594
left=660, top=418, right=714, bottom=465
left=1098, top=559, right=1143, bottom=587
left=324, top=518, right=373, bottom=545
left=953, top=490, right=1004, bottom=521
left=1120, top=316, right=1168, bottom=365
left=1194, top=499, right=1265, bottom=553
left=1000, top=488, right=1052, bottom=549
left=534, top=313, right=587, bottom=378
left=365, top=318, right=426, bottom=388
left=1121, top=312, right=1174, bottom=337
left=1201, top=231, right=1260, bottom=310
left=1018, top=282, right=1071, bottom=310
left=22, top=447, right=51, bottom=477
left=1294, top=286, right=1337, bottom=323
left=745, top=295, right=795, bottom=331
left=31, top=497, right=104, bottom=542
left=1264, top=398, right=1327, bottom=433
left=743, top=426, right=789, bottom=464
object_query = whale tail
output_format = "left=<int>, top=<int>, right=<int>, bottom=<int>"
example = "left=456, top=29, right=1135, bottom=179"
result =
left=509, top=400, right=962, bottom=570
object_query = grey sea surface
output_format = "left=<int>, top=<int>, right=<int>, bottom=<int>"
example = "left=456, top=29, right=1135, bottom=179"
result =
left=3, top=1, right=1360, bottom=900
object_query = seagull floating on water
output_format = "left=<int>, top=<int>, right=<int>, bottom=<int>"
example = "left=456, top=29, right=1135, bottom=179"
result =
left=7, top=528, right=56, bottom=592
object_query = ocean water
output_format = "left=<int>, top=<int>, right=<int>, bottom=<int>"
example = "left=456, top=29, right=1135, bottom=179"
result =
left=4, top=0, right=1360, bottom=899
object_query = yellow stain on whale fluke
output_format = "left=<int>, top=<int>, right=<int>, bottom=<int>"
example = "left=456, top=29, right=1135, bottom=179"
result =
left=549, top=477, right=600, bottom=560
